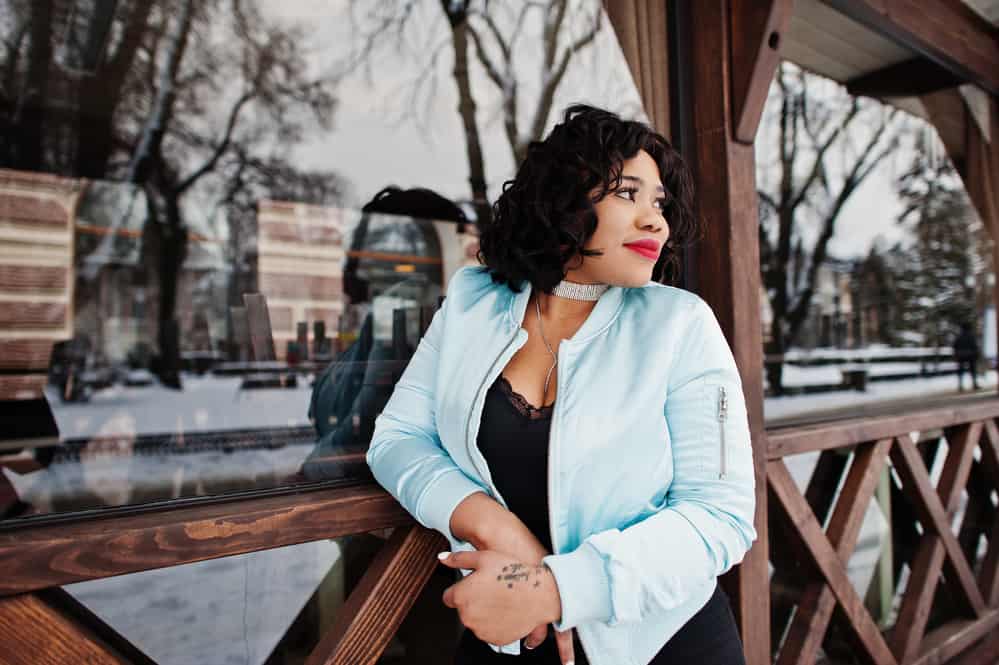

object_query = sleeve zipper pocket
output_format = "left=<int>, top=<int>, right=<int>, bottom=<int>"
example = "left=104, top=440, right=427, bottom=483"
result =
left=717, top=386, right=728, bottom=480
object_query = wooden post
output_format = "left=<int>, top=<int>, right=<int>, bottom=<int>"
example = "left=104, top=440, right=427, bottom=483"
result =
left=298, top=321, right=310, bottom=361
left=681, top=2, right=788, bottom=663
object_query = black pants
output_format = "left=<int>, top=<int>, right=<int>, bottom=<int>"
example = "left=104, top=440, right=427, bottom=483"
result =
left=452, top=583, right=746, bottom=665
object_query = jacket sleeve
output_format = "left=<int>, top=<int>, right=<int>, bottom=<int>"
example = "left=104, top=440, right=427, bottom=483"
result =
left=542, top=297, right=758, bottom=630
left=365, top=288, right=491, bottom=550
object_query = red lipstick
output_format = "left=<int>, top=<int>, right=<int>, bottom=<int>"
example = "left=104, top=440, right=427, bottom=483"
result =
left=624, top=238, right=661, bottom=261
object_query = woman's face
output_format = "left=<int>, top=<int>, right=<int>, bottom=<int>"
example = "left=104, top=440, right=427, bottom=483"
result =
left=565, top=150, right=669, bottom=288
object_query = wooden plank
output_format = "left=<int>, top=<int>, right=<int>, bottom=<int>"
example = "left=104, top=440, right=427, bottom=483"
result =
left=768, top=400, right=999, bottom=459
left=306, top=525, right=445, bottom=665
left=243, top=293, right=277, bottom=362
left=977, top=420, right=999, bottom=606
left=0, top=265, right=67, bottom=293
left=911, top=610, right=999, bottom=665
left=686, top=3, right=770, bottom=661
left=0, top=340, right=55, bottom=371
left=730, top=0, right=795, bottom=143
left=771, top=449, right=849, bottom=653
left=35, top=587, right=157, bottom=665
left=846, top=57, right=964, bottom=97
left=768, top=450, right=849, bottom=653
left=0, top=302, right=67, bottom=329
left=820, top=0, right=999, bottom=95
left=890, top=435, right=987, bottom=618
left=946, top=626, right=999, bottom=665
left=0, top=374, right=47, bottom=400
left=890, top=424, right=979, bottom=662
left=777, top=438, right=891, bottom=665
left=768, top=458, right=897, bottom=665
left=0, top=593, right=126, bottom=664
left=0, top=483, right=411, bottom=596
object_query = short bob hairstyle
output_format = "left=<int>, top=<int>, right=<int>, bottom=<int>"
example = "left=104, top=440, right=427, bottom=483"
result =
left=477, top=104, right=697, bottom=292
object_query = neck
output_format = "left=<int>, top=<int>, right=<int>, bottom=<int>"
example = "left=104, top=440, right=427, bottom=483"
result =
left=535, top=289, right=598, bottom=321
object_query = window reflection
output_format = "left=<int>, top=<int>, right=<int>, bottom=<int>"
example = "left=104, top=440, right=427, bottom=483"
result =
left=0, top=0, right=645, bottom=522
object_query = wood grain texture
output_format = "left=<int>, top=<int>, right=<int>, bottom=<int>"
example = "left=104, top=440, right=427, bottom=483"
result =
left=306, top=525, right=446, bottom=665
left=768, top=458, right=897, bottom=665
left=0, top=265, right=67, bottom=294
left=890, top=424, right=980, bottom=662
left=0, top=302, right=66, bottom=329
left=821, top=0, right=999, bottom=95
left=0, top=593, right=125, bottom=664
left=686, top=3, right=769, bottom=662
left=0, top=374, right=47, bottom=400
left=776, top=438, right=891, bottom=665
left=0, top=340, right=55, bottom=370
left=730, top=0, right=795, bottom=143
left=911, top=609, right=999, bottom=665
left=0, top=484, right=411, bottom=596
left=768, top=401, right=999, bottom=459
left=890, top=435, right=987, bottom=618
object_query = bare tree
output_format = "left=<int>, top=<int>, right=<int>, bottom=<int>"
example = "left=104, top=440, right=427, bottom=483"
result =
left=344, top=0, right=604, bottom=222
left=757, top=62, right=900, bottom=395
left=0, top=0, right=344, bottom=386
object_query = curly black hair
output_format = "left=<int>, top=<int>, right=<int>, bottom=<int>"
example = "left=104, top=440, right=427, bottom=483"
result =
left=477, top=104, right=698, bottom=292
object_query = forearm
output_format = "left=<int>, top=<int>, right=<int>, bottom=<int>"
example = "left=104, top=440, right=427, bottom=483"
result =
left=449, top=492, right=549, bottom=563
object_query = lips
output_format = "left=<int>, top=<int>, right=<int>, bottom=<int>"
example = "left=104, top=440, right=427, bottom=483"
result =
left=624, top=238, right=661, bottom=260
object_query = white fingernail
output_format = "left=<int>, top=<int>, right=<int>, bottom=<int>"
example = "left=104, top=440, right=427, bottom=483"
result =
left=566, top=661, right=574, bottom=665
left=437, top=551, right=449, bottom=560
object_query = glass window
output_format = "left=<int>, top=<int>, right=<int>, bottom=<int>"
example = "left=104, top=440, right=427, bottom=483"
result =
left=756, top=62, right=995, bottom=428
left=0, top=0, right=646, bottom=523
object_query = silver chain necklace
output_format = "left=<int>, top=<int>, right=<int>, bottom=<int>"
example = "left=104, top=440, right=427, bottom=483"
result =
left=536, top=297, right=558, bottom=399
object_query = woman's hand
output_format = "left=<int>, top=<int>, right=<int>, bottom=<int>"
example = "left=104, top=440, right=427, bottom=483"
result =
left=439, top=550, right=562, bottom=647
left=449, top=494, right=576, bottom=662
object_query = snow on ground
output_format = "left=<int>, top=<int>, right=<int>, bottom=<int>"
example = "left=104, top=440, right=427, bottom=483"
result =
left=44, top=372, right=317, bottom=440
left=765, top=370, right=999, bottom=422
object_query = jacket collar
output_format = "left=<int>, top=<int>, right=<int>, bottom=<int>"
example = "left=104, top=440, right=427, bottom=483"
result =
left=506, top=280, right=627, bottom=345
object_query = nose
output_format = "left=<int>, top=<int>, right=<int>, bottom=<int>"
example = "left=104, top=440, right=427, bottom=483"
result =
left=636, top=206, right=668, bottom=238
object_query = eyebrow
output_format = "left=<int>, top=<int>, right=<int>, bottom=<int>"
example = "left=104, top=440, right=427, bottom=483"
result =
left=621, top=175, right=665, bottom=192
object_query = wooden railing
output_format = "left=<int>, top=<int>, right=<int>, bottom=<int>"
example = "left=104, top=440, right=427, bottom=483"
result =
left=765, top=400, right=999, bottom=665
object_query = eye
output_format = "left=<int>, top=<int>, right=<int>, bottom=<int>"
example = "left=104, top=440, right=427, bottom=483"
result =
left=614, top=187, right=638, bottom=201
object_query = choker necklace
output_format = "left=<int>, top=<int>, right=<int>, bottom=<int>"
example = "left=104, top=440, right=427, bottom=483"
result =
left=551, top=279, right=609, bottom=301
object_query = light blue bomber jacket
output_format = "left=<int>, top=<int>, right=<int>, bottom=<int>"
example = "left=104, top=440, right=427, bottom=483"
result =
left=365, top=266, right=757, bottom=665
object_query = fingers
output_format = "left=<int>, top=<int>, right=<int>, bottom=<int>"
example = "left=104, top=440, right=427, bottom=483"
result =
left=437, top=550, right=479, bottom=570
left=523, top=623, right=547, bottom=650
left=442, top=583, right=456, bottom=608
left=554, top=628, right=575, bottom=665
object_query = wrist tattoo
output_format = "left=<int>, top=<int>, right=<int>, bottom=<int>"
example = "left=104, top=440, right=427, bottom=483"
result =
left=496, top=562, right=550, bottom=590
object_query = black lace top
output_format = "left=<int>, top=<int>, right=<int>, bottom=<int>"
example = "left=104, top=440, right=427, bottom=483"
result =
left=477, top=374, right=554, bottom=553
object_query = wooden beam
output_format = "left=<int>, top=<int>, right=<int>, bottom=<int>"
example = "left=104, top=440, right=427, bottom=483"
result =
left=730, top=0, right=795, bottom=144
left=846, top=57, right=964, bottom=98
left=890, top=436, right=987, bottom=617
left=0, top=483, right=411, bottom=596
left=685, top=2, right=769, bottom=662
left=820, top=0, right=999, bottom=96
left=889, top=423, right=979, bottom=662
left=768, top=458, right=898, bottom=664
left=911, top=610, right=999, bottom=665
left=0, top=593, right=127, bottom=664
left=767, top=400, right=999, bottom=459
left=306, top=525, right=445, bottom=665
left=777, top=438, right=892, bottom=665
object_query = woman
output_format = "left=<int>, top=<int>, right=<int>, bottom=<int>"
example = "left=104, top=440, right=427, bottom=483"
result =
left=366, top=105, right=756, bottom=665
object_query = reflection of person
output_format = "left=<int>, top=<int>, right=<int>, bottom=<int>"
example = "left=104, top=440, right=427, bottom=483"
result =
left=953, top=322, right=980, bottom=391
left=366, top=106, right=756, bottom=665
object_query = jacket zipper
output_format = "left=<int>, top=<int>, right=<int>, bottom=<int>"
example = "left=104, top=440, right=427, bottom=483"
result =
left=717, top=386, right=728, bottom=480
left=547, top=343, right=566, bottom=556
left=464, top=328, right=526, bottom=505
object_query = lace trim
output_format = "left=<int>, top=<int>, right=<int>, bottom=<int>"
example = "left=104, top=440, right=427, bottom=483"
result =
left=495, top=375, right=554, bottom=420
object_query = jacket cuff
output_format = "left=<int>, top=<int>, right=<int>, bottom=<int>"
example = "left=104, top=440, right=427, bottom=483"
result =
left=542, top=542, right=613, bottom=631
left=414, top=467, right=488, bottom=548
